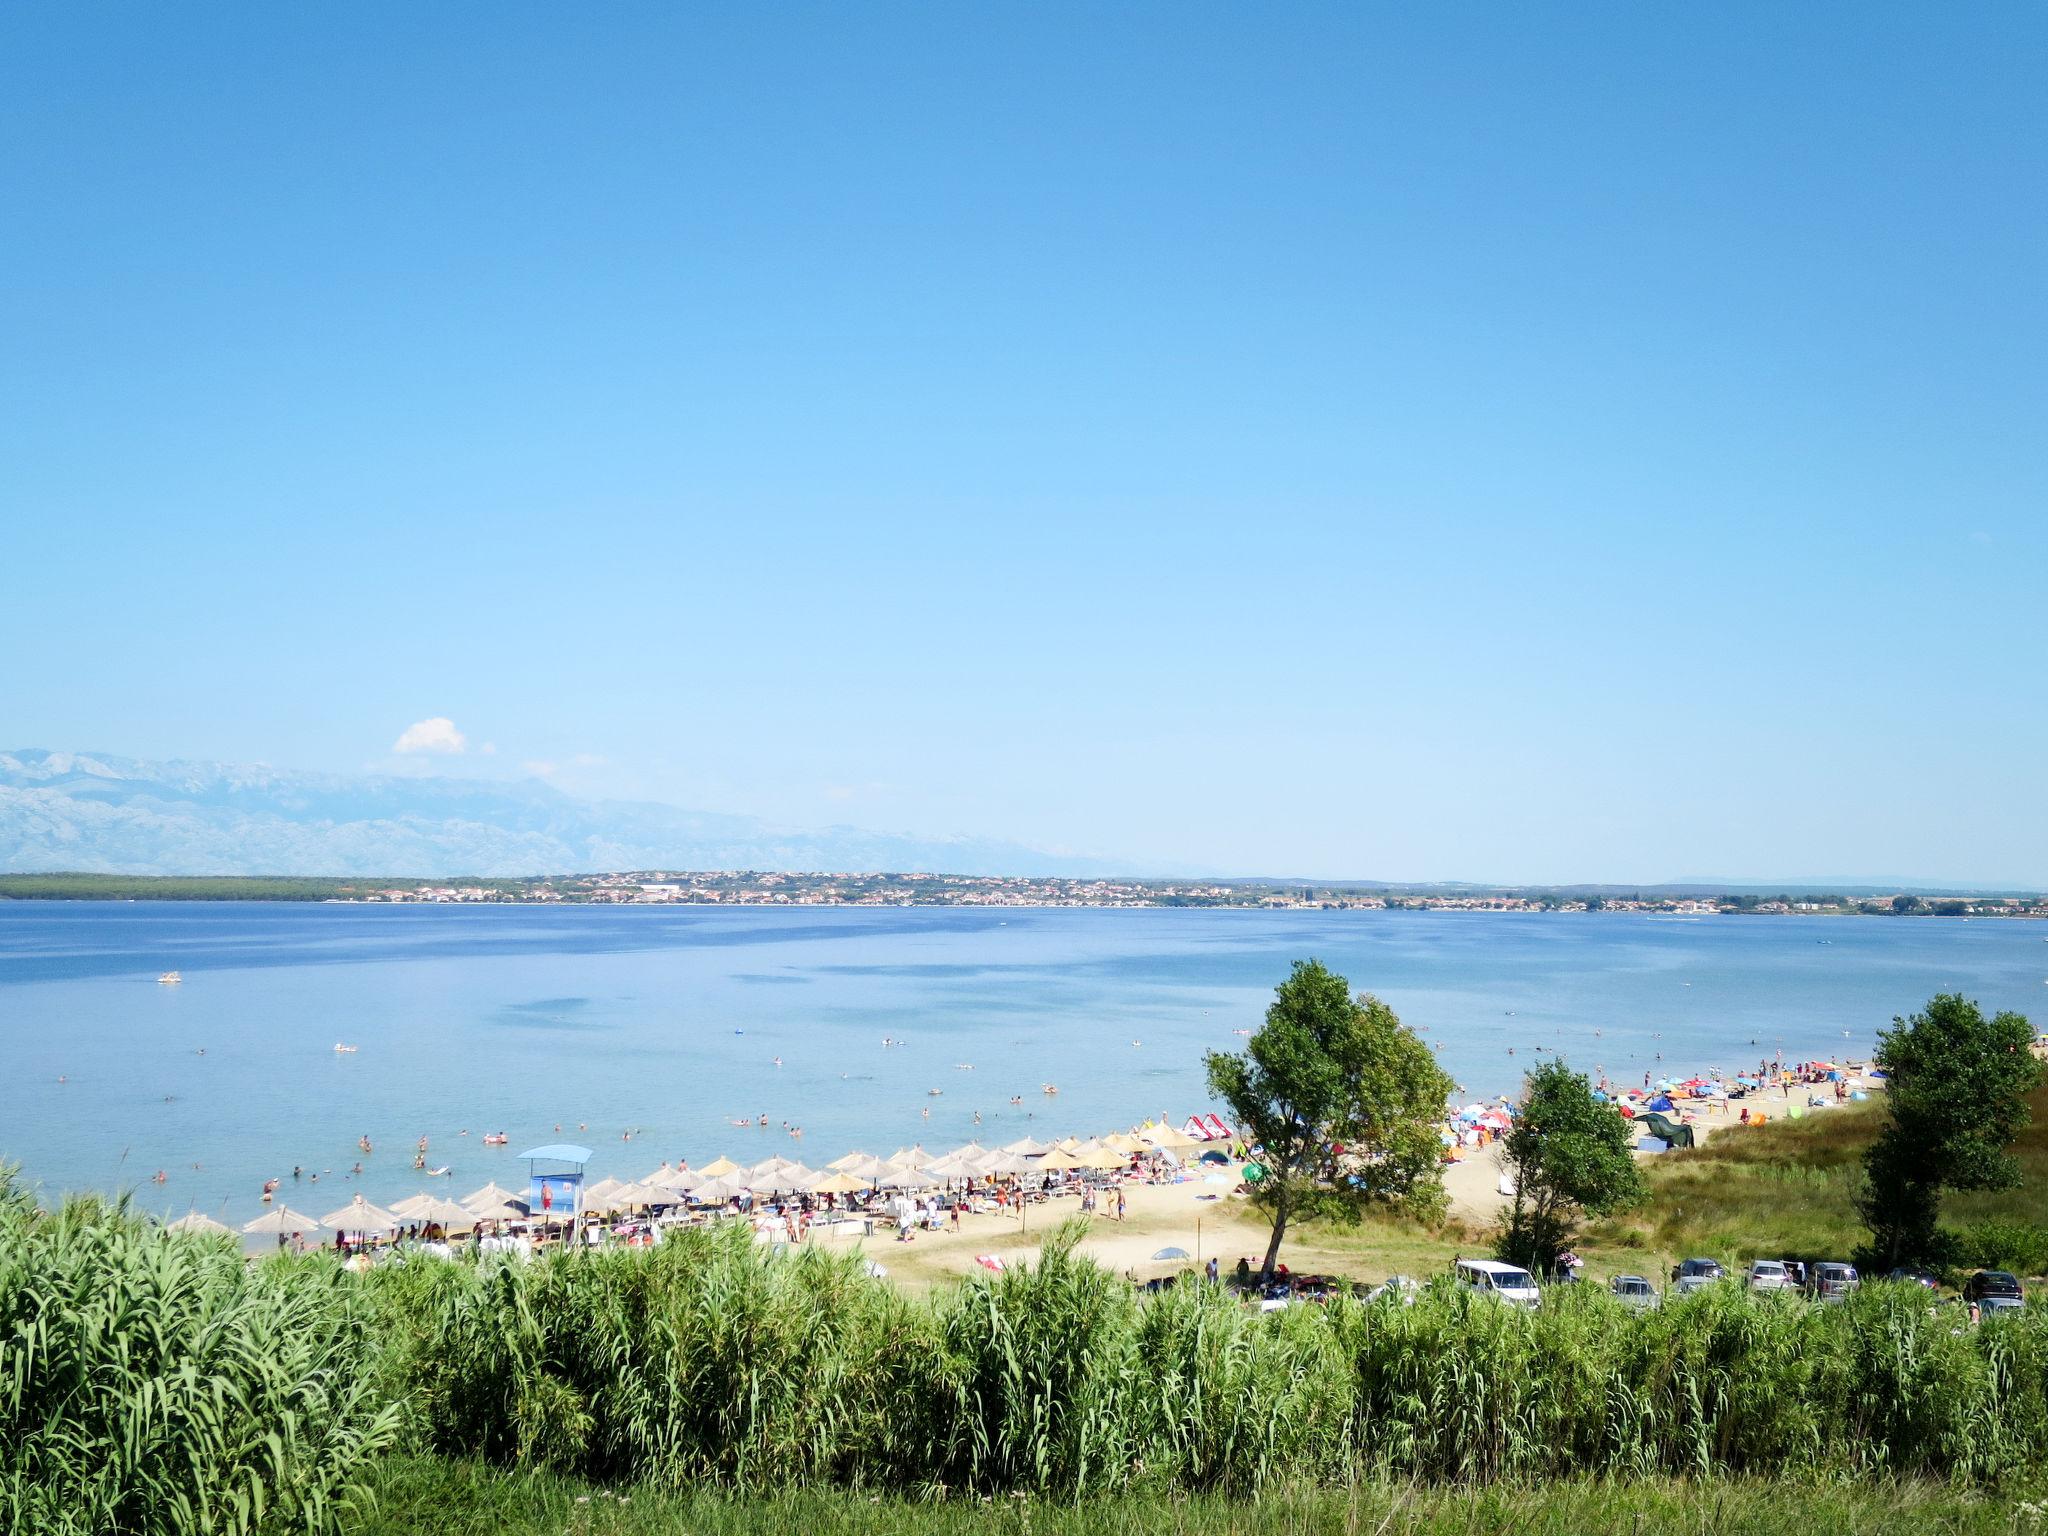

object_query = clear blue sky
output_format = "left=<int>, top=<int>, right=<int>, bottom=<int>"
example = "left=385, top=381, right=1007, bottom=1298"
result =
left=3, top=5, right=2043, bottom=884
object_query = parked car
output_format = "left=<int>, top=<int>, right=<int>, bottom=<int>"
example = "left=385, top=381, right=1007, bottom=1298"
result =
left=1885, top=1267, right=1940, bottom=1290
left=1808, top=1262, right=1859, bottom=1302
left=1673, top=1257, right=1726, bottom=1295
left=1366, top=1274, right=1420, bottom=1305
left=1609, top=1274, right=1660, bottom=1309
left=1962, top=1270, right=2026, bottom=1315
left=1746, top=1259, right=1794, bottom=1293
left=1455, top=1258, right=1541, bottom=1309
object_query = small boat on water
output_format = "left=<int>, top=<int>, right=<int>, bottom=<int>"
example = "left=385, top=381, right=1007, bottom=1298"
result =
left=157, top=971, right=182, bottom=985
left=333, top=1043, right=358, bottom=1054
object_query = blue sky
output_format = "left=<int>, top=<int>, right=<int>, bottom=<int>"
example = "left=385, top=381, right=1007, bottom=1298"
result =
left=3, top=5, right=2044, bottom=884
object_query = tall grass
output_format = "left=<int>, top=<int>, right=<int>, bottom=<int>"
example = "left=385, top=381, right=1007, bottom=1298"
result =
left=374, top=1218, right=2048, bottom=1493
left=12, top=1179, right=2048, bottom=1526
left=0, top=1180, right=400, bottom=1535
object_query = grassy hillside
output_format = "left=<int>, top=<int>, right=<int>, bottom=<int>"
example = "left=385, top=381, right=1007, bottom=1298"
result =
left=1589, top=1081, right=2048, bottom=1273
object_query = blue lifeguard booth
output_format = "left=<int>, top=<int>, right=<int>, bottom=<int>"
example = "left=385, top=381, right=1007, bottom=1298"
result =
left=518, top=1143, right=592, bottom=1229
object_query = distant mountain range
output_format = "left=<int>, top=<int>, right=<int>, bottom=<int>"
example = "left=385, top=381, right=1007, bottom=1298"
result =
left=0, top=750, right=1129, bottom=879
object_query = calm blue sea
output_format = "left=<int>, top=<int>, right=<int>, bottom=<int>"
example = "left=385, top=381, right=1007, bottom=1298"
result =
left=2, top=902, right=2043, bottom=1228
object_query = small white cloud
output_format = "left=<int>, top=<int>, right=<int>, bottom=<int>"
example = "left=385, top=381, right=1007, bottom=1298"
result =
left=393, top=717, right=467, bottom=755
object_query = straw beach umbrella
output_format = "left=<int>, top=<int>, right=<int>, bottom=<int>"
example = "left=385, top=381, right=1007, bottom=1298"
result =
left=164, top=1210, right=231, bottom=1235
left=879, top=1167, right=938, bottom=1190
left=802, top=1170, right=869, bottom=1196
left=1002, top=1136, right=1053, bottom=1155
left=242, top=1206, right=321, bottom=1237
left=886, top=1145, right=932, bottom=1169
left=1035, top=1150, right=1086, bottom=1172
left=1144, top=1124, right=1201, bottom=1151
left=698, top=1155, right=741, bottom=1177
left=322, top=1195, right=401, bottom=1235
left=404, top=1195, right=475, bottom=1230
left=690, top=1173, right=753, bottom=1204
left=652, top=1166, right=703, bottom=1194
left=462, top=1181, right=521, bottom=1213
left=610, top=1181, right=672, bottom=1210
left=831, top=1152, right=893, bottom=1180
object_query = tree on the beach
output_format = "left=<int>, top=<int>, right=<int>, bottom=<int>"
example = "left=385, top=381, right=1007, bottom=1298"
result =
left=1859, top=993, right=2040, bottom=1268
left=1205, top=959, right=1454, bottom=1284
left=1497, top=1059, right=1643, bottom=1277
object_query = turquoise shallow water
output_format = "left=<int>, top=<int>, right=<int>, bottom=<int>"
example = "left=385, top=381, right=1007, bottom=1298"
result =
left=2, top=902, right=2043, bottom=1228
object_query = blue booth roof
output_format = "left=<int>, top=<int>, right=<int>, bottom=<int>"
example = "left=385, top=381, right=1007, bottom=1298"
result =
left=518, top=1144, right=594, bottom=1164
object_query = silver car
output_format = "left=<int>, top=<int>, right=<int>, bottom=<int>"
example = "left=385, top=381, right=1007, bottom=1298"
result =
left=1609, top=1274, right=1660, bottom=1310
left=1747, top=1259, right=1794, bottom=1293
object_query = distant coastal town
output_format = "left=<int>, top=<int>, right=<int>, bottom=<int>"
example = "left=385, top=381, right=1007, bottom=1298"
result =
left=4, top=870, right=2045, bottom=916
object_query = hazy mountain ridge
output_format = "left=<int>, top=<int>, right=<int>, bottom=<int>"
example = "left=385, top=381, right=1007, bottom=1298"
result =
left=0, top=750, right=1126, bottom=878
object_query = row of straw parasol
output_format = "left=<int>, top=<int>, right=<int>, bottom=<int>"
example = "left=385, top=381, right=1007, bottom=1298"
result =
left=167, top=1122, right=1207, bottom=1236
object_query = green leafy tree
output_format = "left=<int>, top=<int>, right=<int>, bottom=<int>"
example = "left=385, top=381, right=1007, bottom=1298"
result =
left=1859, top=993, right=2040, bottom=1267
left=1498, top=1059, right=1644, bottom=1277
left=1206, top=959, right=1454, bottom=1282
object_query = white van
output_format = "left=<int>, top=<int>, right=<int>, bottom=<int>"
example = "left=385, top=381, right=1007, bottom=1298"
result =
left=1455, top=1259, right=1541, bottom=1309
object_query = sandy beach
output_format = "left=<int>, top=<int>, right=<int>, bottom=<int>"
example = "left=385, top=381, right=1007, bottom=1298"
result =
left=809, top=1061, right=1884, bottom=1289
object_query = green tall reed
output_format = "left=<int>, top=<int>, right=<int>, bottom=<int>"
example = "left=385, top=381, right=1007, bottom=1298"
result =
left=0, top=1181, right=400, bottom=1535
left=13, top=1175, right=2048, bottom=1524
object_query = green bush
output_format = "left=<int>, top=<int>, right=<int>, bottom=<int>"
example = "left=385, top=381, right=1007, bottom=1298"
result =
left=1955, top=1219, right=2048, bottom=1277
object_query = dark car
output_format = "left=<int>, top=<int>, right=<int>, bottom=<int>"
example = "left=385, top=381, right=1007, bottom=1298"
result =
left=1885, top=1267, right=1940, bottom=1290
left=1672, top=1257, right=1726, bottom=1295
left=1963, top=1270, right=2026, bottom=1315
